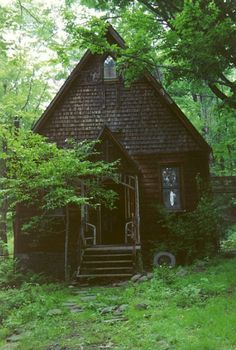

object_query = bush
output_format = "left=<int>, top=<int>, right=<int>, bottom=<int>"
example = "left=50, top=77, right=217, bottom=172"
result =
left=155, top=196, right=225, bottom=264
left=0, top=258, right=23, bottom=288
left=221, top=224, right=236, bottom=250
left=0, top=258, right=47, bottom=288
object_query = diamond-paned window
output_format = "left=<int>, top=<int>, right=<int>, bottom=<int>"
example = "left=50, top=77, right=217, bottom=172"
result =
left=161, top=166, right=182, bottom=210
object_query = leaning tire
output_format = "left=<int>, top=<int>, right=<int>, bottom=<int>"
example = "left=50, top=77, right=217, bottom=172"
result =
left=153, top=251, right=176, bottom=267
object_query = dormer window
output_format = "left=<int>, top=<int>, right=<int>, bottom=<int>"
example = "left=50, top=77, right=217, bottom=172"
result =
left=104, top=56, right=117, bottom=80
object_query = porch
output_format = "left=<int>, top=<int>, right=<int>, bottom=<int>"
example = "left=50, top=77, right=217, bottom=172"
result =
left=77, top=174, right=142, bottom=279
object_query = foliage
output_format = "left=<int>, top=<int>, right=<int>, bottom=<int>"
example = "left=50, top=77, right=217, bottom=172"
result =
left=221, top=224, right=236, bottom=250
left=0, top=0, right=63, bottom=127
left=0, top=258, right=23, bottom=289
left=155, top=195, right=225, bottom=264
left=0, top=281, right=65, bottom=331
left=78, top=0, right=236, bottom=108
left=0, top=127, right=118, bottom=215
left=1, top=258, right=236, bottom=349
left=0, top=0, right=71, bottom=252
left=0, top=258, right=47, bottom=289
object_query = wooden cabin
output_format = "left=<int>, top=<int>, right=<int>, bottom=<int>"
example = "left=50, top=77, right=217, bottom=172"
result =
left=14, top=26, right=211, bottom=279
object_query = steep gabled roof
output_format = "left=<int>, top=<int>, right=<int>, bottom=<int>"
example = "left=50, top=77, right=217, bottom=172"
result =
left=33, top=25, right=211, bottom=153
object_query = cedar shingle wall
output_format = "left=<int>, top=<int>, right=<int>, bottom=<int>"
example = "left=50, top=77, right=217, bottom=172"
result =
left=40, top=54, right=200, bottom=154
left=38, top=54, right=209, bottom=244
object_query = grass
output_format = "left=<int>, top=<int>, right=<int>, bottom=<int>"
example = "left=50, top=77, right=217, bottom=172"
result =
left=1, top=257, right=236, bottom=349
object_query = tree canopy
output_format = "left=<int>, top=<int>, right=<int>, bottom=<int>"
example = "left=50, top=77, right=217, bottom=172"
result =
left=76, top=0, right=236, bottom=108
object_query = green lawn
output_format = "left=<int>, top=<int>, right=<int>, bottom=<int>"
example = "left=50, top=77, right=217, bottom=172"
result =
left=1, top=257, right=236, bottom=350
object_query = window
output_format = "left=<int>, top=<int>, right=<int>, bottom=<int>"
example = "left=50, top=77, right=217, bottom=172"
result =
left=104, top=56, right=117, bottom=80
left=161, top=166, right=182, bottom=210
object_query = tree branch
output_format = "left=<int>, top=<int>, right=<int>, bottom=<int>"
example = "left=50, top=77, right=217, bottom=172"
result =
left=22, top=70, right=35, bottom=111
left=208, top=83, right=236, bottom=108
left=17, top=0, right=42, bottom=24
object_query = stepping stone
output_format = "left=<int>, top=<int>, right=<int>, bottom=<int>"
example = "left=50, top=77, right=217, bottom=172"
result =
left=101, top=306, right=115, bottom=315
left=156, top=340, right=170, bottom=350
left=6, top=331, right=31, bottom=343
left=137, top=276, right=148, bottom=282
left=69, top=306, right=84, bottom=313
left=113, top=304, right=128, bottom=315
left=47, top=309, right=63, bottom=316
left=102, top=317, right=128, bottom=323
left=147, top=272, right=154, bottom=280
left=135, top=303, right=148, bottom=310
left=80, top=295, right=97, bottom=301
left=99, top=342, right=114, bottom=349
left=62, top=302, right=78, bottom=307
left=131, top=274, right=142, bottom=282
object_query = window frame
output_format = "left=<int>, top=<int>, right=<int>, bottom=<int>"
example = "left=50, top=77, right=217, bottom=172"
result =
left=160, top=163, right=185, bottom=211
left=103, top=55, right=118, bottom=82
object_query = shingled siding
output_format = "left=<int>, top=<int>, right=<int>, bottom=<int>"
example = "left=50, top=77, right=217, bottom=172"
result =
left=40, top=54, right=200, bottom=154
left=31, top=51, right=210, bottom=269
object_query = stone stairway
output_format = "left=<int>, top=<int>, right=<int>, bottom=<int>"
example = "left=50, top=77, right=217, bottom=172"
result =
left=77, top=245, right=137, bottom=280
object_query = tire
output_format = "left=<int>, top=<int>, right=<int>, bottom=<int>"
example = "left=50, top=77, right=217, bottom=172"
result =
left=153, top=251, right=176, bottom=267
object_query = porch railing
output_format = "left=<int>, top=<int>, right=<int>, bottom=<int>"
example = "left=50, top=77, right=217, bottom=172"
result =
left=125, top=220, right=136, bottom=244
left=125, top=219, right=138, bottom=271
left=84, top=223, right=97, bottom=246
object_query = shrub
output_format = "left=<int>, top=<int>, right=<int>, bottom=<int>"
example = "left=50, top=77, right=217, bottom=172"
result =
left=0, top=258, right=47, bottom=288
left=221, top=224, right=236, bottom=250
left=155, top=195, right=225, bottom=264
left=0, top=258, right=23, bottom=288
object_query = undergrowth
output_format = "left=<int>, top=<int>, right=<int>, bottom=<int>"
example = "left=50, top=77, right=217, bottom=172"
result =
left=1, top=257, right=236, bottom=349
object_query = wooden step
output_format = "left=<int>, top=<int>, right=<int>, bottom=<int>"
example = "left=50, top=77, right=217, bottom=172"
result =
left=77, top=243, right=138, bottom=280
left=83, top=260, right=133, bottom=265
left=84, top=254, right=133, bottom=258
left=77, top=273, right=133, bottom=278
left=82, top=266, right=133, bottom=270
left=85, top=245, right=139, bottom=252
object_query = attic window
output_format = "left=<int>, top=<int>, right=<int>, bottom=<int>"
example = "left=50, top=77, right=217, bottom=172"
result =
left=161, top=166, right=182, bottom=210
left=104, top=56, right=117, bottom=80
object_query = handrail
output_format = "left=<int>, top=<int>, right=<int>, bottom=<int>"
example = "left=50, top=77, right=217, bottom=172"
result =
left=77, top=233, right=85, bottom=276
left=125, top=221, right=133, bottom=244
left=77, top=222, right=96, bottom=276
left=125, top=219, right=137, bottom=271
left=125, top=220, right=136, bottom=244
left=85, top=223, right=96, bottom=245
left=80, top=229, right=86, bottom=247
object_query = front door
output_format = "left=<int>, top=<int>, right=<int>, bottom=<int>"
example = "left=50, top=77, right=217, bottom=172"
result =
left=83, top=175, right=140, bottom=245
left=101, top=183, right=125, bottom=244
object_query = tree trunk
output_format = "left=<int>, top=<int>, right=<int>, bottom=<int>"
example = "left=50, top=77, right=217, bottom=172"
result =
left=64, top=206, right=70, bottom=281
left=0, top=139, right=8, bottom=256
left=0, top=197, right=8, bottom=256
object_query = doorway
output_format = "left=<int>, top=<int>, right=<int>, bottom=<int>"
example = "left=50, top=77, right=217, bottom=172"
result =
left=100, top=183, right=125, bottom=244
